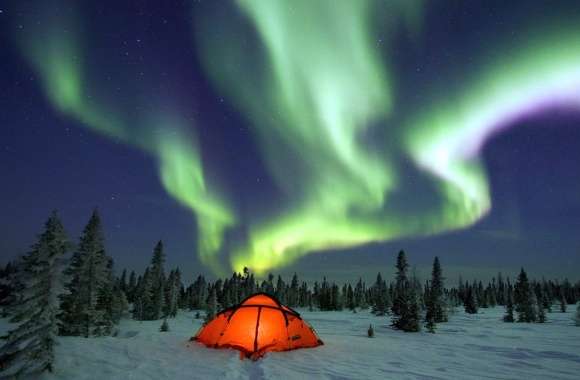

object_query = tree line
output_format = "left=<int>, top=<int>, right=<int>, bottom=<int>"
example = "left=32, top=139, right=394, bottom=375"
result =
left=1, top=210, right=579, bottom=377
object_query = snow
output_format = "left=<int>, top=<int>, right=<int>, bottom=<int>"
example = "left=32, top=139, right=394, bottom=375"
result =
left=1, top=307, right=579, bottom=380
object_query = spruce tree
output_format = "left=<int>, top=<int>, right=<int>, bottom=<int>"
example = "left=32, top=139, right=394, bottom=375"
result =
left=119, top=269, right=127, bottom=294
left=503, top=286, right=515, bottom=322
left=514, top=268, right=536, bottom=322
left=0, top=212, right=68, bottom=377
left=164, top=270, right=179, bottom=318
left=391, top=251, right=420, bottom=332
left=405, top=286, right=421, bottom=332
left=424, top=281, right=436, bottom=333
left=132, top=268, right=152, bottom=321
left=127, top=271, right=137, bottom=303
left=372, top=273, right=388, bottom=316
left=0, top=261, right=21, bottom=317
left=110, top=282, right=128, bottom=324
left=536, top=290, right=547, bottom=323
left=93, top=259, right=116, bottom=336
left=205, top=287, right=217, bottom=323
left=430, top=257, right=447, bottom=323
left=391, top=250, right=409, bottom=317
left=59, top=210, right=115, bottom=336
left=574, top=302, right=580, bottom=326
left=147, top=241, right=166, bottom=320
left=559, top=288, right=567, bottom=313
left=464, top=285, right=478, bottom=314
left=288, top=273, right=299, bottom=307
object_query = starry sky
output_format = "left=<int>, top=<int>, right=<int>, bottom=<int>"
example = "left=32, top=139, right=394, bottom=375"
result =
left=1, top=0, right=579, bottom=282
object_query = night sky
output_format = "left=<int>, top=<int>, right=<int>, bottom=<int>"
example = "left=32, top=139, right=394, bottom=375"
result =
left=1, top=0, right=579, bottom=282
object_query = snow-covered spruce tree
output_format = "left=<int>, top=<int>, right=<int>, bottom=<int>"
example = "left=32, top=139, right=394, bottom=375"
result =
left=514, top=268, right=536, bottom=322
left=503, top=286, right=515, bottom=322
left=0, top=212, right=69, bottom=377
left=59, top=210, right=115, bottom=337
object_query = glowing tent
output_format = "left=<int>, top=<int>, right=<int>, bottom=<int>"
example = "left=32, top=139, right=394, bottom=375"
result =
left=192, top=293, right=323, bottom=359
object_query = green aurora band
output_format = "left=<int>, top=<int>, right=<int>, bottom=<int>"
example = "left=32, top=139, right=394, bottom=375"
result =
left=14, top=3, right=234, bottom=274
left=197, top=1, right=580, bottom=274
left=13, top=1, right=580, bottom=275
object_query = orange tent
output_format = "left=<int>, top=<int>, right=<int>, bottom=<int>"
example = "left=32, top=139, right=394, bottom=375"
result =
left=192, top=293, right=323, bottom=359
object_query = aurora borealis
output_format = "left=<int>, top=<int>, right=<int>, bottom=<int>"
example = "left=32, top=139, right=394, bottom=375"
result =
left=1, top=0, right=580, bottom=278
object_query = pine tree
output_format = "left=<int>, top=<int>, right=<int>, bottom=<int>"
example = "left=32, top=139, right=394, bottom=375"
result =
left=59, top=210, right=115, bottom=337
left=503, top=286, right=515, bottom=322
left=0, top=212, right=68, bottom=377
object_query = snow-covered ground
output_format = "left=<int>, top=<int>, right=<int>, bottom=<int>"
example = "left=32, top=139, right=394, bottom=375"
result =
left=1, top=307, right=579, bottom=380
